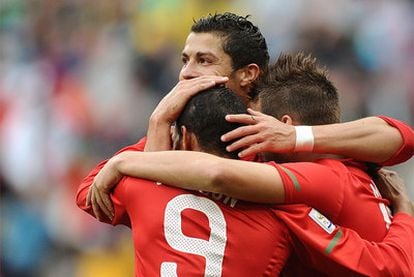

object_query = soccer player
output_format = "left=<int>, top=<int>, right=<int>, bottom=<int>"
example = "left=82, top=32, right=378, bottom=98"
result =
left=79, top=86, right=295, bottom=276
left=86, top=53, right=414, bottom=275
left=79, top=86, right=414, bottom=276
left=144, top=13, right=412, bottom=162
left=79, top=13, right=412, bottom=199
left=78, top=12, right=412, bottom=216
left=78, top=12, right=414, bottom=275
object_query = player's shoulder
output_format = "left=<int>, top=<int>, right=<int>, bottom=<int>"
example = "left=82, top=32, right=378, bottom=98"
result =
left=270, top=159, right=339, bottom=174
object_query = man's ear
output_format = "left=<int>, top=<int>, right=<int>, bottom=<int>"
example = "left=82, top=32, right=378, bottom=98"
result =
left=180, top=126, right=200, bottom=151
left=239, top=63, right=260, bottom=87
left=180, top=126, right=190, bottom=150
left=281, top=115, right=294, bottom=125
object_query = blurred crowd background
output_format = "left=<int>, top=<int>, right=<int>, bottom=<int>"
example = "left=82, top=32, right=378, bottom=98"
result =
left=0, top=0, right=413, bottom=276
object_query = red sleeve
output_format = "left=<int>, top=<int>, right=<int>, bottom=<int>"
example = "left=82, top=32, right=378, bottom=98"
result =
left=75, top=137, right=146, bottom=221
left=109, top=177, right=131, bottom=226
left=275, top=206, right=414, bottom=276
left=377, top=115, right=414, bottom=166
left=267, top=161, right=344, bottom=220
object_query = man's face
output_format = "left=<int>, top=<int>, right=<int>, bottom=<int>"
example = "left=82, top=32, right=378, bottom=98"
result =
left=179, top=32, right=248, bottom=102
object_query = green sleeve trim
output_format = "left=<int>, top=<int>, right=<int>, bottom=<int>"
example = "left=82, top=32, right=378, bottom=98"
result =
left=325, top=228, right=343, bottom=254
left=279, top=166, right=301, bottom=191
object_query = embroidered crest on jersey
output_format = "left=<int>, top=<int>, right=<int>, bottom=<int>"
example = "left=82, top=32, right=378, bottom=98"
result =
left=308, top=208, right=335, bottom=234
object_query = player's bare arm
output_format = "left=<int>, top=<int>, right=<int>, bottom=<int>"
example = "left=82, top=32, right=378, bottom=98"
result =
left=89, top=150, right=285, bottom=219
left=145, top=75, right=228, bottom=151
left=223, top=109, right=410, bottom=164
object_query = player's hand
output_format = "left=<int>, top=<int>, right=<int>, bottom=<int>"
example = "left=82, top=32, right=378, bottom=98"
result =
left=151, top=75, right=228, bottom=124
left=86, top=157, right=122, bottom=221
left=221, top=108, right=296, bottom=158
left=145, top=75, right=228, bottom=151
left=375, top=169, right=414, bottom=216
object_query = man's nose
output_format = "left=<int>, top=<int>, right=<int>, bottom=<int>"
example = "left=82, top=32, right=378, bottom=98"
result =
left=179, top=63, right=199, bottom=80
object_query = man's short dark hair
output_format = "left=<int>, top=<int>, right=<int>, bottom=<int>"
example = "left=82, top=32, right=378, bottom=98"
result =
left=259, top=52, right=340, bottom=125
left=176, top=85, right=246, bottom=159
left=191, top=12, right=269, bottom=99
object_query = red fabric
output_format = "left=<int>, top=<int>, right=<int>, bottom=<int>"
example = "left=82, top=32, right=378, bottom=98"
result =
left=75, top=137, right=147, bottom=214
left=269, top=159, right=391, bottom=241
left=275, top=206, right=414, bottom=276
left=77, top=175, right=292, bottom=276
left=377, top=115, right=414, bottom=166
left=75, top=130, right=414, bottom=275
left=266, top=156, right=414, bottom=275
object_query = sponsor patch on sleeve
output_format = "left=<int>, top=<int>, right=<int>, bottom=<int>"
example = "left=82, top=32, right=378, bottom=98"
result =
left=308, top=208, right=335, bottom=234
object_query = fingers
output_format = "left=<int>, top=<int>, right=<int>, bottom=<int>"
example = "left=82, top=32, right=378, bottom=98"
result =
left=193, top=78, right=224, bottom=92
left=247, top=108, right=265, bottom=116
left=237, top=143, right=267, bottom=158
left=376, top=169, right=408, bottom=199
left=225, top=114, right=259, bottom=125
left=90, top=184, right=114, bottom=221
left=195, top=75, right=228, bottom=82
left=188, top=76, right=228, bottom=94
left=153, top=75, right=229, bottom=124
left=221, top=124, right=259, bottom=143
left=100, top=191, right=115, bottom=219
left=97, top=192, right=114, bottom=221
left=379, top=169, right=404, bottom=188
left=90, top=186, right=104, bottom=221
left=226, top=133, right=262, bottom=152
left=384, top=174, right=405, bottom=192
left=378, top=168, right=394, bottom=174
left=86, top=184, right=92, bottom=206
left=224, top=109, right=271, bottom=127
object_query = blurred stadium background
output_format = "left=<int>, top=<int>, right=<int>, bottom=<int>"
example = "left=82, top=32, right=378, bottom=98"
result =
left=0, top=0, right=413, bottom=276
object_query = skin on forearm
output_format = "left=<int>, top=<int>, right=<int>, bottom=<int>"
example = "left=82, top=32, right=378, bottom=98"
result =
left=144, top=116, right=172, bottom=151
left=113, top=150, right=285, bottom=203
left=312, top=117, right=402, bottom=163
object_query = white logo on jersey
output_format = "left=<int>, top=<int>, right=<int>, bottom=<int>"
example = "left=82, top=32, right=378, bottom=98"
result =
left=308, top=208, right=336, bottom=234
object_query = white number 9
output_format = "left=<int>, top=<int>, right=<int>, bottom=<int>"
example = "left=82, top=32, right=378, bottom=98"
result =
left=161, top=194, right=227, bottom=276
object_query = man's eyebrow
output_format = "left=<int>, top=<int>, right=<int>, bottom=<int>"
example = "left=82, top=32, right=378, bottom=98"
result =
left=196, top=51, right=217, bottom=57
left=181, top=51, right=218, bottom=59
left=197, top=51, right=218, bottom=59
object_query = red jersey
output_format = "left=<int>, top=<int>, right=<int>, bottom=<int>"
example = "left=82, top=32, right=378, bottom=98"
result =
left=271, top=159, right=391, bottom=241
left=274, top=206, right=414, bottom=276
left=269, top=158, right=414, bottom=275
left=75, top=115, right=414, bottom=276
left=78, top=176, right=292, bottom=276
left=378, top=115, right=414, bottom=166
